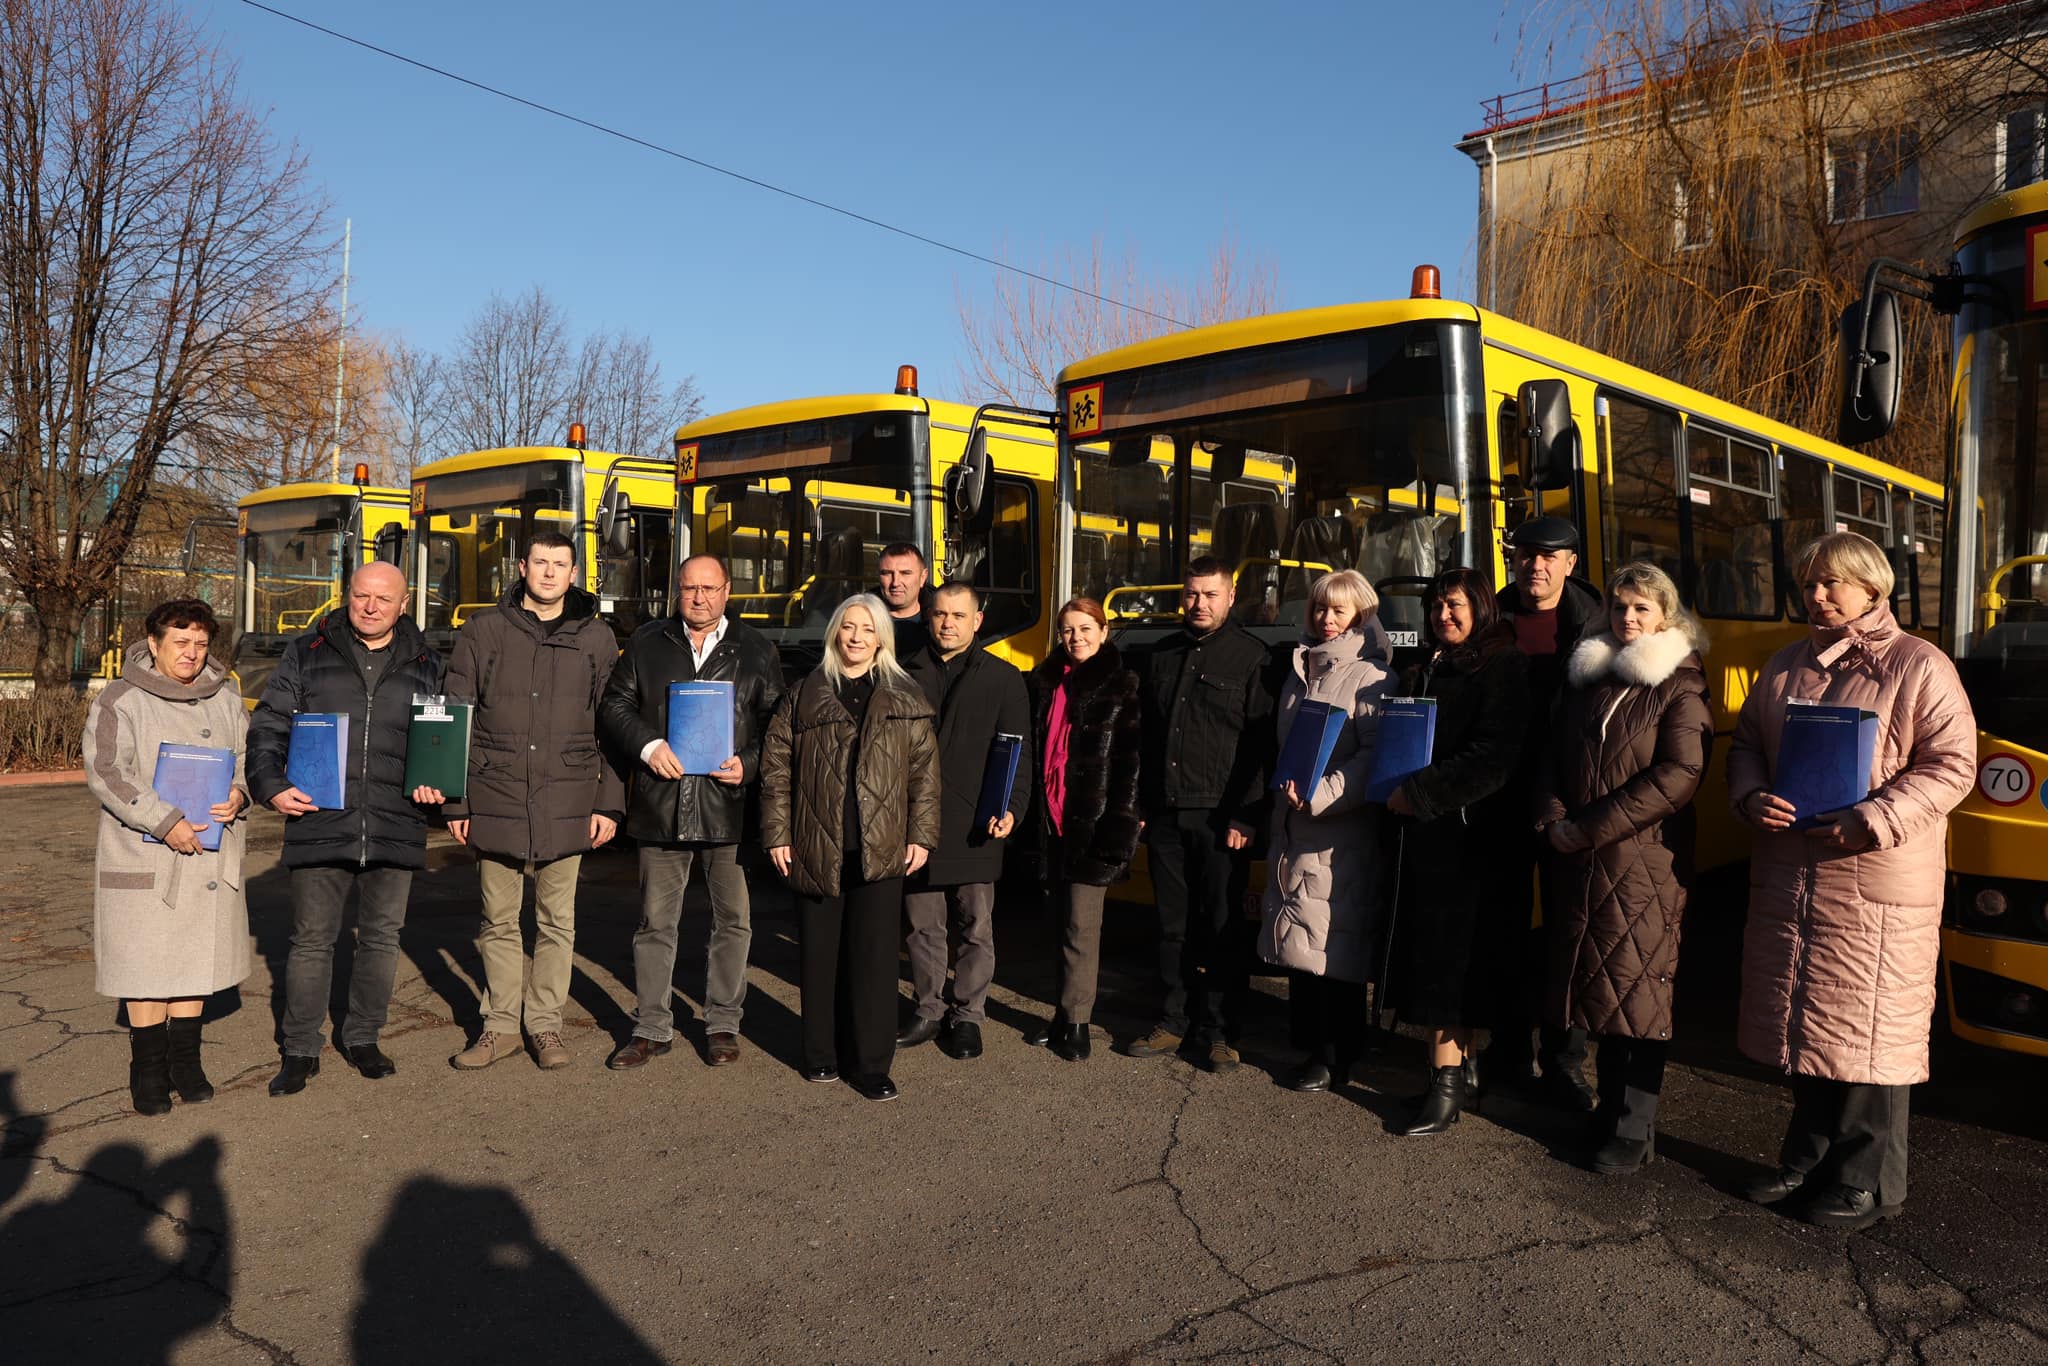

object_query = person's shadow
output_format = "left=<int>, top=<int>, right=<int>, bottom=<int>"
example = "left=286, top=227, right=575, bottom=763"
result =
left=354, top=1177, right=661, bottom=1364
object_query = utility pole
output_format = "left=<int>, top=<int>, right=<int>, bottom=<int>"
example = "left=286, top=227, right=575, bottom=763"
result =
left=329, top=218, right=352, bottom=482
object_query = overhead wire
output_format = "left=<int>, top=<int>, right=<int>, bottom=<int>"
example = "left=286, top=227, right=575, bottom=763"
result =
left=235, top=0, right=1193, bottom=330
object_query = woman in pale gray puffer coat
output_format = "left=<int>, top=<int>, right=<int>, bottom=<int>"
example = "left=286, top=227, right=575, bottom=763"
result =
left=83, top=599, right=252, bottom=1116
left=1258, top=570, right=1394, bottom=1093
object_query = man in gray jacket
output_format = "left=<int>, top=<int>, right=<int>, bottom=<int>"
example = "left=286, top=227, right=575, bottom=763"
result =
left=430, top=531, right=625, bottom=1072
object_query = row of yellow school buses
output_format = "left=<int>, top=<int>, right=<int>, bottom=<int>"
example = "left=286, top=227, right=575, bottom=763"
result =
left=229, top=184, right=2048, bottom=1062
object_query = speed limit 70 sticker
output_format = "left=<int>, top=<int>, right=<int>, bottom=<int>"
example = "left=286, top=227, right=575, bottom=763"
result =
left=1978, top=754, right=2035, bottom=807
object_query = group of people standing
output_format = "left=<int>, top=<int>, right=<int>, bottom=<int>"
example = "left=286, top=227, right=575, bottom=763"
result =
left=83, top=521, right=1974, bottom=1232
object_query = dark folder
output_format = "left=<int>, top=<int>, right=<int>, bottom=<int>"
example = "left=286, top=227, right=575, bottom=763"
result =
left=285, top=712, right=349, bottom=810
left=1775, top=701, right=1879, bottom=829
left=666, top=681, right=736, bottom=775
left=1272, top=700, right=1347, bottom=796
left=1364, top=697, right=1438, bottom=803
left=404, top=698, right=473, bottom=798
left=144, top=743, right=235, bottom=851
left=974, top=732, right=1025, bottom=829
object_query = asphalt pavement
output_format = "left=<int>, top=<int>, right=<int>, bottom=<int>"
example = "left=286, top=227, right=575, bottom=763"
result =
left=2, top=784, right=2045, bottom=1364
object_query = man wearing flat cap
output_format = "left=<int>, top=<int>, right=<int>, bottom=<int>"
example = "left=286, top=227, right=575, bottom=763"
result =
left=1484, top=514, right=1602, bottom=1111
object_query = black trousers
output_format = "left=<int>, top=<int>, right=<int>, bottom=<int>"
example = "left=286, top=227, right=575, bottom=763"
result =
left=1488, top=839, right=1589, bottom=1075
left=1145, top=808, right=1251, bottom=1042
left=1781, top=1076, right=1911, bottom=1207
left=1594, top=1035, right=1669, bottom=1140
left=799, top=862, right=903, bottom=1076
left=1289, top=971, right=1369, bottom=1070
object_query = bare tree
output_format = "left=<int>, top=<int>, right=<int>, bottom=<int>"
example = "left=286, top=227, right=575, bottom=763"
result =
left=955, top=236, right=1281, bottom=407
left=570, top=329, right=705, bottom=455
left=446, top=285, right=574, bottom=451
left=204, top=309, right=396, bottom=490
left=0, top=0, right=333, bottom=693
left=384, top=337, right=449, bottom=480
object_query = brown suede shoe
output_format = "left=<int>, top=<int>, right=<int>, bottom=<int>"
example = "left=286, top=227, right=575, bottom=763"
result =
left=704, top=1031, right=741, bottom=1066
left=532, top=1031, right=571, bottom=1070
left=1122, top=1027, right=1184, bottom=1059
left=606, top=1037, right=673, bottom=1071
left=450, top=1031, right=516, bottom=1071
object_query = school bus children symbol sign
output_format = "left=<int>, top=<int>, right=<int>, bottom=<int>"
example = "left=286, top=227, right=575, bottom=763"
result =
left=1067, top=382, right=1103, bottom=438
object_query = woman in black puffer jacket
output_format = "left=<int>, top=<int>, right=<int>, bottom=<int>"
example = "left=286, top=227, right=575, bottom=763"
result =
left=1021, top=597, right=1142, bottom=1061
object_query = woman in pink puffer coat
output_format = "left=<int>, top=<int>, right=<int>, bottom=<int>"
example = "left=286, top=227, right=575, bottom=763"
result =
left=1727, top=532, right=1974, bottom=1232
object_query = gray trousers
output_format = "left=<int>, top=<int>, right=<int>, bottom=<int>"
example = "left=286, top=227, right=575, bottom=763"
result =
left=1054, top=881, right=1110, bottom=1025
left=281, top=864, right=413, bottom=1056
left=1782, top=1076, right=1911, bottom=1207
left=903, top=881, right=996, bottom=1024
left=632, top=843, right=751, bottom=1042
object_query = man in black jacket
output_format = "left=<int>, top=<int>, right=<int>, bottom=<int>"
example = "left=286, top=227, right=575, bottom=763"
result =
left=1489, top=515, right=1601, bottom=1111
left=1127, top=557, right=1277, bottom=1072
left=596, top=554, right=782, bottom=1070
left=247, top=561, right=444, bottom=1096
left=898, top=583, right=1033, bottom=1060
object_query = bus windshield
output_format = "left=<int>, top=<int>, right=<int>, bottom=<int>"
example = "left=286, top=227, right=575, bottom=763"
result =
left=413, top=460, right=579, bottom=639
left=1951, top=226, right=2048, bottom=752
left=1067, top=320, right=1484, bottom=643
left=244, top=497, right=351, bottom=636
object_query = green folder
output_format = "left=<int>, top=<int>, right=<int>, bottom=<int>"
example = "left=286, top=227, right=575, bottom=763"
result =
left=404, top=698, right=473, bottom=799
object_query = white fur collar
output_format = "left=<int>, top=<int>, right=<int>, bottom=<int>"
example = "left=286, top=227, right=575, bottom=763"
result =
left=1567, top=628, right=1694, bottom=688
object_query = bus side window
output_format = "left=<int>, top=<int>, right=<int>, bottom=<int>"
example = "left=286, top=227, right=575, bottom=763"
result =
left=1831, top=472, right=1895, bottom=621
left=1777, top=451, right=1827, bottom=620
left=1911, top=496, right=1944, bottom=631
left=970, top=476, right=1039, bottom=642
left=1597, top=392, right=1681, bottom=589
left=1683, top=428, right=1775, bottom=619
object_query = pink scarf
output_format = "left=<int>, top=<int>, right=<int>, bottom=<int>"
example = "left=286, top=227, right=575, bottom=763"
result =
left=1042, top=665, right=1073, bottom=836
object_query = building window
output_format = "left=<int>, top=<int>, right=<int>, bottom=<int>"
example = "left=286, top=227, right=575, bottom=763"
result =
left=1829, top=130, right=1920, bottom=221
left=2001, top=105, right=2046, bottom=193
left=1674, top=175, right=1711, bottom=251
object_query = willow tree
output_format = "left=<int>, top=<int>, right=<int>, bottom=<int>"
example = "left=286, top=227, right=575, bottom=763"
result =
left=1492, top=0, right=2041, bottom=478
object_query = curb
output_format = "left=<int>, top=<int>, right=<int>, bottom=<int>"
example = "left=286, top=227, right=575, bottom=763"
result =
left=0, top=768, right=85, bottom=788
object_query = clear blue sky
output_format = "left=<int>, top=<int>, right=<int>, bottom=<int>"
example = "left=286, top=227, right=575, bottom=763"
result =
left=197, top=1, right=1547, bottom=417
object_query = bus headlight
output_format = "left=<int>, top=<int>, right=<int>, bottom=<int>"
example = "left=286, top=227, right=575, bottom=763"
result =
left=1975, top=888, right=2009, bottom=919
left=1997, top=990, right=2039, bottom=1030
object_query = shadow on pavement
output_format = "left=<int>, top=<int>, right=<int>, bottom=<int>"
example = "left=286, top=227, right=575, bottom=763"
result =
left=354, top=1176, right=662, bottom=1365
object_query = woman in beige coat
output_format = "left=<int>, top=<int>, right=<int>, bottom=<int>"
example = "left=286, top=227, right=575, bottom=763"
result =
left=1259, top=570, right=1394, bottom=1093
left=83, top=599, right=252, bottom=1116
left=1728, top=532, right=1974, bottom=1230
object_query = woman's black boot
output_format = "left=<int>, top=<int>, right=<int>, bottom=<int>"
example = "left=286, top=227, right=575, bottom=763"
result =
left=165, top=1016, right=214, bottom=1104
left=1051, top=1022, right=1091, bottom=1061
left=128, top=1023, right=174, bottom=1116
left=1399, top=1064, right=1467, bottom=1136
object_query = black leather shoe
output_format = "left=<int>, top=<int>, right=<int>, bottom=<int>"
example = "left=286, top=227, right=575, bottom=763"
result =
left=937, top=1021, right=983, bottom=1059
left=1801, top=1184, right=1897, bottom=1231
left=1023, top=1017, right=1056, bottom=1047
left=1538, top=1066, right=1598, bottom=1114
left=849, top=1072, right=898, bottom=1102
left=800, top=1065, right=839, bottom=1084
left=1284, top=1060, right=1333, bottom=1093
left=268, top=1055, right=320, bottom=1097
left=341, top=1043, right=397, bottom=1079
left=1398, top=1065, right=1467, bottom=1136
left=896, top=1017, right=943, bottom=1048
left=1741, top=1166, right=1810, bottom=1206
left=1591, top=1132, right=1656, bottom=1175
left=1050, top=1022, right=1091, bottom=1062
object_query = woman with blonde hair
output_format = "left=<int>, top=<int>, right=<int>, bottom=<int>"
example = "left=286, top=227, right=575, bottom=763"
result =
left=1258, top=570, right=1395, bottom=1092
left=760, top=594, right=940, bottom=1101
left=1727, top=531, right=1974, bottom=1228
left=1535, top=562, right=1713, bottom=1173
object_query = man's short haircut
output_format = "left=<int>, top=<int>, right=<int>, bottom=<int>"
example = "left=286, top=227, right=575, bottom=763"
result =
left=932, top=581, right=981, bottom=610
left=878, top=542, right=927, bottom=568
left=523, top=529, right=577, bottom=562
left=679, top=552, right=730, bottom=583
left=1184, top=555, right=1230, bottom=585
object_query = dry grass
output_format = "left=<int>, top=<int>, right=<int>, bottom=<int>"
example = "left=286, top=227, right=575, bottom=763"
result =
left=0, top=692, right=91, bottom=772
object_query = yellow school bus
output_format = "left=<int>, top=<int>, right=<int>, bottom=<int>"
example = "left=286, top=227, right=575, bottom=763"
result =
left=1843, top=179, right=2048, bottom=1056
left=408, top=427, right=677, bottom=653
left=1055, top=272, right=1944, bottom=872
left=676, top=366, right=1057, bottom=678
left=232, top=471, right=411, bottom=705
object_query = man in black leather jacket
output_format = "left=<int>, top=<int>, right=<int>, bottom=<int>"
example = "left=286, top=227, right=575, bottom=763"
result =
left=597, top=554, right=784, bottom=1070
left=1126, top=557, right=1278, bottom=1072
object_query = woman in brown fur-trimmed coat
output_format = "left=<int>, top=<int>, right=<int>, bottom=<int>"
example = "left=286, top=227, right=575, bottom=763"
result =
left=1020, top=597, right=1142, bottom=1061
left=1535, top=562, right=1712, bottom=1176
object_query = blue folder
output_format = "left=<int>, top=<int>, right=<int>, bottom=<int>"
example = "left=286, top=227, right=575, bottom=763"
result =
left=144, top=743, right=235, bottom=851
left=286, top=712, right=349, bottom=810
left=974, top=733, right=1025, bottom=829
left=666, top=681, right=736, bottom=775
left=1364, top=697, right=1438, bottom=803
left=1273, top=700, right=1348, bottom=796
left=1775, top=701, right=1879, bottom=829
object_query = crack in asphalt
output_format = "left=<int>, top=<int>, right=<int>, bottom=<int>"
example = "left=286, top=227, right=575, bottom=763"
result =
left=0, top=987, right=124, bottom=1064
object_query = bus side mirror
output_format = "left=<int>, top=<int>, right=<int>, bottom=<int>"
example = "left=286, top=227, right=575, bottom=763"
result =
left=1107, top=436, right=1151, bottom=467
left=597, top=477, right=631, bottom=554
left=1205, top=441, right=1247, bottom=486
left=1519, top=379, right=1579, bottom=492
left=373, top=523, right=406, bottom=565
left=953, top=428, right=990, bottom=520
left=1837, top=289, right=1901, bottom=445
